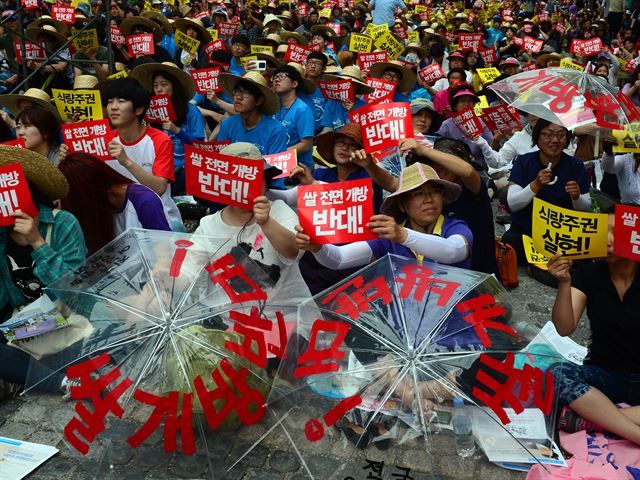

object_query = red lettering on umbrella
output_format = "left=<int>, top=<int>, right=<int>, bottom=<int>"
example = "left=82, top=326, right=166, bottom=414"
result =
left=395, top=264, right=461, bottom=306
left=456, top=293, right=516, bottom=347
left=294, top=320, right=350, bottom=378
left=205, top=253, right=268, bottom=303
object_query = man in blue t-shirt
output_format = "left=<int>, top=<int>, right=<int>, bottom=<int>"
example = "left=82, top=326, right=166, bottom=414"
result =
left=299, top=51, right=328, bottom=135
left=370, top=0, right=407, bottom=26
left=229, top=34, right=251, bottom=76
left=271, top=65, right=315, bottom=169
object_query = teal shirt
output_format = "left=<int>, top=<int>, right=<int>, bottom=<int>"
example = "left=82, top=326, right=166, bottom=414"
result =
left=0, top=206, right=87, bottom=317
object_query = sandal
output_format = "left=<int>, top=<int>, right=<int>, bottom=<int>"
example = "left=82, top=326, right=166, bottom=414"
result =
left=334, top=416, right=372, bottom=449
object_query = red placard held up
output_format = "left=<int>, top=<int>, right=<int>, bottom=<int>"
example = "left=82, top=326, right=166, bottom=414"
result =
left=555, top=23, right=566, bottom=35
left=452, top=107, right=483, bottom=139
left=523, top=36, right=543, bottom=53
left=144, top=95, right=177, bottom=123
left=62, top=119, right=113, bottom=161
left=317, top=80, right=354, bottom=103
left=364, top=77, right=396, bottom=104
left=218, top=22, right=239, bottom=38
left=13, top=40, right=44, bottom=63
left=418, top=64, right=444, bottom=85
left=350, top=102, right=414, bottom=153
left=298, top=3, right=309, bottom=16
left=481, top=105, right=521, bottom=132
left=205, top=39, right=226, bottom=56
left=0, top=163, right=37, bottom=226
left=445, top=32, right=458, bottom=44
left=2, top=139, right=26, bottom=149
left=614, top=204, right=640, bottom=260
left=513, top=37, right=524, bottom=47
left=458, top=33, right=482, bottom=51
left=22, top=0, right=38, bottom=9
left=191, top=140, right=231, bottom=153
left=190, top=67, right=222, bottom=94
left=571, top=38, right=602, bottom=56
left=297, top=179, right=377, bottom=244
left=357, top=51, right=387, bottom=75
left=263, top=148, right=297, bottom=179
left=522, top=62, right=538, bottom=71
left=127, top=33, right=155, bottom=57
left=111, top=26, right=125, bottom=46
left=184, top=145, right=264, bottom=210
left=285, top=43, right=312, bottom=63
left=479, top=47, right=497, bottom=65
left=52, top=6, right=75, bottom=24
left=538, top=12, right=549, bottom=22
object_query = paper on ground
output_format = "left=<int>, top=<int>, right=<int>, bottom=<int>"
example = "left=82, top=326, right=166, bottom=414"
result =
left=0, top=436, right=58, bottom=480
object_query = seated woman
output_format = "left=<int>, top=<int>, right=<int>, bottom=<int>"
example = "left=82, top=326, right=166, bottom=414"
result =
left=295, top=163, right=473, bottom=270
left=58, top=152, right=171, bottom=255
left=0, top=146, right=87, bottom=398
left=16, top=107, right=61, bottom=166
left=547, top=218, right=640, bottom=445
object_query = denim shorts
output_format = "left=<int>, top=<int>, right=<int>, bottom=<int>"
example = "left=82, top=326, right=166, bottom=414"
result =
left=549, top=362, right=640, bottom=406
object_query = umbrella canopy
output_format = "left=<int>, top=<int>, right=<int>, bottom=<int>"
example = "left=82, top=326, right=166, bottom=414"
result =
left=489, top=67, right=640, bottom=131
left=237, top=254, right=566, bottom=479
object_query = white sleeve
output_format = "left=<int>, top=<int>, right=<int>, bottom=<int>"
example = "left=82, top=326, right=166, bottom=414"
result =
left=474, top=136, right=506, bottom=169
left=572, top=192, right=591, bottom=212
left=312, top=242, right=373, bottom=269
left=402, top=229, right=469, bottom=264
left=266, top=186, right=299, bottom=208
left=507, top=183, right=536, bottom=211
left=602, top=152, right=625, bottom=174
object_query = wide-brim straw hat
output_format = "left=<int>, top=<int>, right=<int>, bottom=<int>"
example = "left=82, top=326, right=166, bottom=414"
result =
left=0, top=88, right=54, bottom=116
left=263, top=13, right=283, bottom=28
left=287, top=62, right=316, bottom=93
left=369, top=61, right=417, bottom=92
left=323, top=65, right=374, bottom=95
left=255, top=33, right=282, bottom=49
left=26, top=24, right=67, bottom=47
left=27, top=15, right=69, bottom=35
left=120, top=16, right=163, bottom=43
left=219, top=71, right=280, bottom=115
left=314, top=122, right=362, bottom=166
left=141, top=10, right=173, bottom=37
left=381, top=163, right=461, bottom=219
left=537, top=52, right=563, bottom=66
left=402, top=42, right=429, bottom=59
left=456, top=23, right=473, bottom=32
left=254, top=51, right=283, bottom=69
left=311, top=24, right=337, bottom=38
left=0, top=146, right=68, bottom=201
left=278, top=10, right=294, bottom=21
left=173, top=17, right=212, bottom=45
left=280, top=30, right=308, bottom=46
left=131, top=61, right=196, bottom=100
left=73, top=75, right=99, bottom=89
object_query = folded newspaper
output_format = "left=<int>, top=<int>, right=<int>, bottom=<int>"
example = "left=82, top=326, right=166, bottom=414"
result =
left=0, top=296, right=67, bottom=342
left=526, top=321, right=588, bottom=365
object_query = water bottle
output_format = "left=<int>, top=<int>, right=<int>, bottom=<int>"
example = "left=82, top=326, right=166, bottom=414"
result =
left=452, top=397, right=476, bottom=458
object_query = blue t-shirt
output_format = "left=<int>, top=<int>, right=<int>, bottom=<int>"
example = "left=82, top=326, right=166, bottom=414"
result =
left=272, top=97, right=315, bottom=168
left=218, top=113, right=288, bottom=155
left=371, top=0, right=407, bottom=26
left=313, top=166, right=383, bottom=213
left=485, top=27, right=505, bottom=48
left=163, top=103, right=205, bottom=169
left=321, top=97, right=367, bottom=131
left=161, top=34, right=177, bottom=61
left=367, top=216, right=473, bottom=269
left=508, top=151, right=589, bottom=231
left=393, top=91, right=411, bottom=103
left=230, top=57, right=245, bottom=76
left=299, top=87, right=326, bottom=134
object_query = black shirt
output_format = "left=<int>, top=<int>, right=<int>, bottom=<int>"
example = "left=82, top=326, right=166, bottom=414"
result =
left=572, top=260, right=640, bottom=373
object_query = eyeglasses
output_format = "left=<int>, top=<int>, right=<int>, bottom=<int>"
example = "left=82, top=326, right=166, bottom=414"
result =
left=232, top=88, right=253, bottom=98
left=540, top=131, right=567, bottom=141
left=382, top=71, right=401, bottom=82
left=335, top=138, right=359, bottom=150
left=271, top=73, right=290, bottom=82
left=306, top=60, right=324, bottom=67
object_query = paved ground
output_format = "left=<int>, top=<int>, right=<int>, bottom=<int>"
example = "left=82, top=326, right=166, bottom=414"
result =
left=0, top=221, right=591, bottom=480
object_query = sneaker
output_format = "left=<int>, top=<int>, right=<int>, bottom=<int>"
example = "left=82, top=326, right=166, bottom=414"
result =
left=60, top=376, right=82, bottom=401
left=0, top=379, right=22, bottom=401
left=558, top=406, right=603, bottom=433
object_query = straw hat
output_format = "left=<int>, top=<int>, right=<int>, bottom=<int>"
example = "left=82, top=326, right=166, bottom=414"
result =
left=141, top=10, right=173, bottom=37
left=537, top=52, right=563, bottom=66
left=402, top=42, right=429, bottom=59
left=369, top=60, right=417, bottom=92
left=115, top=62, right=126, bottom=72
left=73, top=75, right=99, bottom=90
left=253, top=50, right=283, bottom=69
left=219, top=142, right=282, bottom=180
left=323, top=65, right=374, bottom=95
left=314, top=122, right=362, bottom=166
left=179, top=4, right=192, bottom=17
left=263, top=13, right=283, bottom=28
left=311, top=24, right=337, bottom=38
left=256, top=33, right=282, bottom=49
left=219, top=71, right=280, bottom=115
left=0, top=146, right=68, bottom=201
left=381, top=163, right=461, bottom=219
left=27, top=15, right=68, bottom=35
left=174, top=17, right=212, bottom=44
left=278, top=10, right=293, bottom=21
left=456, top=23, right=473, bottom=32
left=287, top=62, right=316, bottom=93
left=130, top=62, right=196, bottom=100
left=120, top=16, right=163, bottom=43
left=280, top=30, right=308, bottom=46
left=0, top=88, right=54, bottom=116
left=26, top=24, right=67, bottom=47
left=276, top=44, right=289, bottom=55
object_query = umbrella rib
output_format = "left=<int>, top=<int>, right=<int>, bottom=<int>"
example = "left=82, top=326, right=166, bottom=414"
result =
left=131, top=233, right=172, bottom=320
left=167, top=326, right=193, bottom=386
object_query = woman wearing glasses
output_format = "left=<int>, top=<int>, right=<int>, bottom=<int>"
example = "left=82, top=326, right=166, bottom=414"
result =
left=502, top=119, right=590, bottom=266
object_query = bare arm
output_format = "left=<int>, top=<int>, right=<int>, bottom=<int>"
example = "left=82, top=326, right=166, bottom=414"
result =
left=108, top=141, right=169, bottom=196
left=548, top=253, right=587, bottom=336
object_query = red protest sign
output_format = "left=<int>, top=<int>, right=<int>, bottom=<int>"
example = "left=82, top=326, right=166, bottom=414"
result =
left=205, top=39, right=226, bottom=56
left=458, top=33, right=482, bottom=51
left=52, top=5, right=75, bottom=24
left=524, top=24, right=533, bottom=34
left=127, top=33, right=155, bottom=57
left=328, top=22, right=341, bottom=36
left=297, top=179, right=377, bottom=244
left=522, top=62, right=538, bottom=71
left=523, top=36, right=543, bottom=53
left=364, top=77, right=396, bottom=104
left=22, top=0, right=39, bottom=9
left=111, top=26, right=125, bottom=46
left=285, top=43, right=312, bottom=63
left=357, top=51, right=387, bottom=74
left=481, top=105, right=521, bottom=132
left=571, top=38, right=602, bottom=56
left=184, top=145, right=263, bottom=210
left=452, top=107, right=483, bottom=138
left=479, top=47, right=497, bottom=65
left=190, top=67, right=222, bottom=94
left=1, top=139, right=26, bottom=149
left=627, top=58, right=640, bottom=73
left=144, top=95, right=177, bottom=123
left=349, top=102, right=414, bottom=153
left=13, top=40, right=44, bottom=63
left=538, top=12, right=549, bottom=22
left=614, top=204, right=640, bottom=261
left=299, top=3, right=309, bottom=16
left=513, top=37, right=523, bottom=47
left=555, top=23, right=566, bottom=35
left=218, top=22, right=239, bottom=37
left=317, top=80, right=354, bottom=103
left=445, top=32, right=458, bottom=44
left=62, top=120, right=113, bottom=160
left=418, top=64, right=444, bottom=85
left=191, top=140, right=231, bottom=153
left=419, top=11, right=430, bottom=21
left=0, top=163, right=37, bottom=226
left=195, top=10, right=210, bottom=19
left=263, top=148, right=297, bottom=179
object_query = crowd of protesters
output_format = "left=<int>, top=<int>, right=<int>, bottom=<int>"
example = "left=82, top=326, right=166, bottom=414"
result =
left=0, top=0, right=639, bottom=457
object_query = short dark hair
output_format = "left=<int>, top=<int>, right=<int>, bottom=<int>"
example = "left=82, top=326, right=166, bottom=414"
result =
left=231, top=34, right=251, bottom=48
left=429, top=43, right=445, bottom=58
left=102, top=77, right=151, bottom=122
left=312, top=30, right=330, bottom=42
left=531, top=118, right=572, bottom=148
left=236, top=79, right=264, bottom=100
left=273, top=64, right=303, bottom=92
left=447, top=67, right=466, bottom=80
left=307, top=51, right=328, bottom=66
left=16, top=107, right=60, bottom=148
